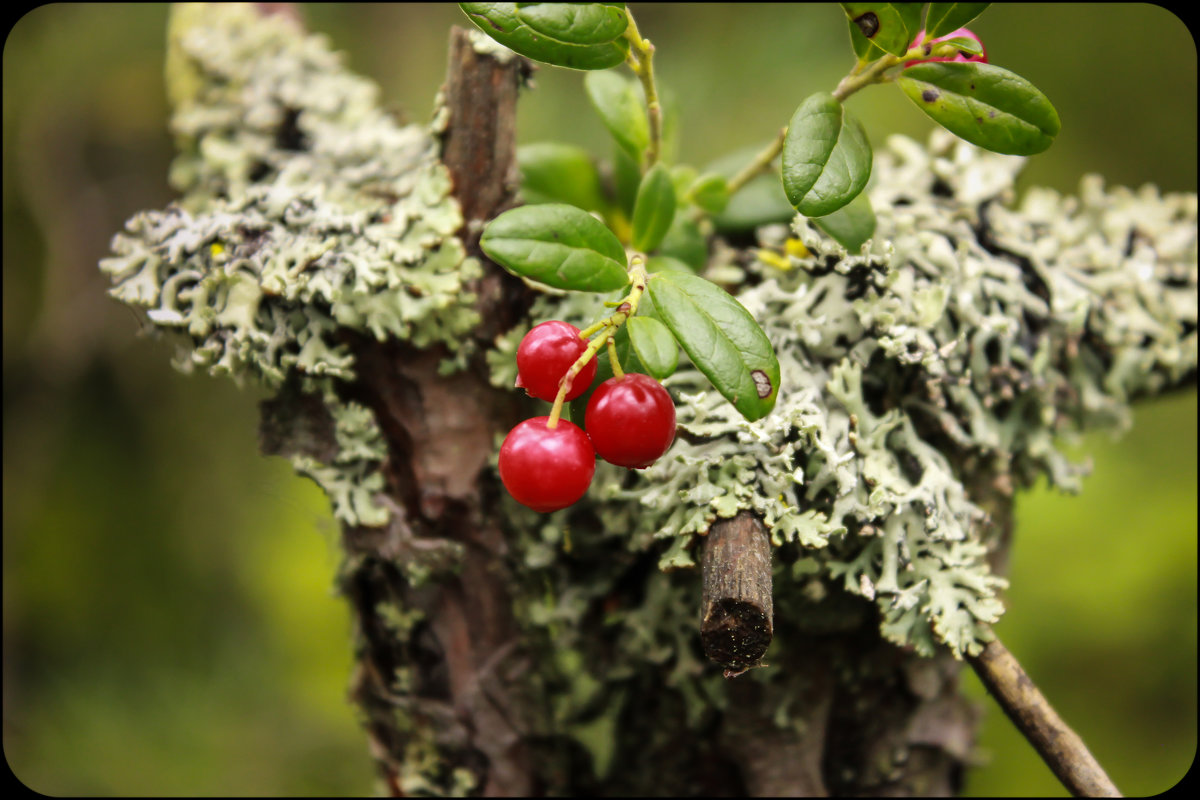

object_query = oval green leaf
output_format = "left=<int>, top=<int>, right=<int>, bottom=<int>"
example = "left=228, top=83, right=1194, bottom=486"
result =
left=810, top=191, right=876, bottom=252
left=657, top=216, right=708, bottom=271
left=841, top=3, right=923, bottom=56
left=645, top=255, right=693, bottom=275
left=627, top=316, right=678, bottom=379
left=782, top=92, right=873, bottom=217
left=613, top=144, right=641, bottom=217
left=647, top=271, right=780, bottom=421
left=631, top=163, right=677, bottom=253
left=847, top=16, right=885, bottom=63
left=585, top=70, right=648, bottom=162
left=924, top=3, right=990, bottom=38
left=688, top=172, right=731, bottom=214
left=460, top=3, right=629, bottom=70
left=515, top=3, right=628, bottom=44
left=936, top=35, right=983, bottom=58
left=479, top=203, right=629, bottom=292
left=517, top=142, right=606, bottom=212
left=898, top=62, right=1061, bottom=155
left=713, top=174, right=795, bottom=232
left=705, top=145, right=794, bottom=232
left=670, top=164, right=698, bottom=198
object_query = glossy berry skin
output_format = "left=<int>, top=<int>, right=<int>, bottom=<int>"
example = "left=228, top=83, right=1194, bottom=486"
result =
left=499, top=417, right=595, bottom=512
left=516, top=320, right=597, bottom=402
left=905, top=28, right=987, bottom=67
left=585, top=373, right=676, bottom=469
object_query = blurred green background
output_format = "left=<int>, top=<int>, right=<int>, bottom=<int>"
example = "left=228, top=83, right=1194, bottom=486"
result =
left=3, top=4, right=1194, bottom=795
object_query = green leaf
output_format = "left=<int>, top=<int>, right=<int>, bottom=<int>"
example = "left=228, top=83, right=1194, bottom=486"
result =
left=688, top=172, right=731, bottom=214
left=936, top=35, right=983, bottom=58
left=647, top=271, right=780, bottom=421
left=704, top=145, right=794, bottom=232
left=848, top=16, right=885, bottom=63
left=712, top=175, right=795, bottom=232
left=631, top=164, right=677, bottom=253
left=479, top=203, right=629, bottom=292
left=840, top=3, right=923, bottom=56
left=645, top=255, right=693, bottom=274
left=612, top=145, right=641, bottom=217
left=669, top=164, right=698, bottom=198
left=810, top=191, right=877, bottom=251
left=657, top=216, right=708, bottom=271
left=924, top=3, right=990, bottom=38
left=518, top=143, right=606, bottom=212
left=515, top=3, right=629, bottom=44
left=460, top=3, right=630, bottom=69
left=898, top=62, right=1061, bottom=155
left=585, top=70, right=648, bottom=162
left=782, top=92, right=873, bottom=217
left=627, top=316, right=678, bottom=379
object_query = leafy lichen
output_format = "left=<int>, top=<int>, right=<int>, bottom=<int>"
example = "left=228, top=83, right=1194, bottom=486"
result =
left=100, top=4, right=485, bottom=531
left=493, top=130, right=1197, bottom=659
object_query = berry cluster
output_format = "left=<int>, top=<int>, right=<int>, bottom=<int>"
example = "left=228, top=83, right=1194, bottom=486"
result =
left=499, top=320, right=676, bottom=512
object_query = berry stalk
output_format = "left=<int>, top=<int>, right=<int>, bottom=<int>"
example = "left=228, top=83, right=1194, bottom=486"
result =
left=546, top=257, right=649, bottom=428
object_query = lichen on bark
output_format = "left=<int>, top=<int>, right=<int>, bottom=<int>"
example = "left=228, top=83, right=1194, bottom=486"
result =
left=100, top=3, right=486, bottom=529
left=98, top=4, right=1197, bottom=795
left=492, top=129, right=1198, bottom=660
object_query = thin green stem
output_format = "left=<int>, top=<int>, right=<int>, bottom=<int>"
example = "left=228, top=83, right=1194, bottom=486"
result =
left=831, top=43, right=934, bottom=102
left=623, top=10, right=663, bottom=169
left=546, top=258, right=650, bottom=428
left=726, top=127, right=788, bottom=196
left=546, top=328, right=612, bottom=428
left=608, top=337, right=624, bottom=380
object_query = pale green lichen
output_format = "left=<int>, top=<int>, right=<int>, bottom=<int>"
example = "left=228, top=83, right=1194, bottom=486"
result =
left=492, top=130, right=1197, bottom=659
left=100, top=4, right=485, bottom=532
left=289, top=396, right=390, bottom=528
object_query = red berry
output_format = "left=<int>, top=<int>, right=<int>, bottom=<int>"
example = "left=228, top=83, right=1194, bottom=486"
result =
left=499, top=416, right=595, bottom=512
left=904, top=28, right=987, bottom=67
left=584, top=373, right=676, bottom=469
left=516, top=320, right=597, bottom=402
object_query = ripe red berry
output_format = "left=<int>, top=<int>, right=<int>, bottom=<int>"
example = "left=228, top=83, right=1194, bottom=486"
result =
left=499, top=416, right=595, bottom=512
left=516, top=320, right=597, bottom=402
left=584, top=373, right=676, bottom=469
left=905, top=28, right=987, bottom=67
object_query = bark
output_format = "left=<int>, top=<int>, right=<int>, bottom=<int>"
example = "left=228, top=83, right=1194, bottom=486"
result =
left=257, top=21, right=993, bottom=798
left=325, top=28, right=540, bottom=797
left=701, top=511, right=774, bottom=670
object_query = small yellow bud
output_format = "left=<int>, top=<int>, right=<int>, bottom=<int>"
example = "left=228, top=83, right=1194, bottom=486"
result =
left=757, top=249, right=793, bottom=271
left=784, top=237, right=809, bottom=258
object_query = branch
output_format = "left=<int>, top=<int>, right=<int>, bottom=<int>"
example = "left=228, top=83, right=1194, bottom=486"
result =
left=700, top=511, right=774, bottom=672
left=968, top=636, right=1122, bottom=797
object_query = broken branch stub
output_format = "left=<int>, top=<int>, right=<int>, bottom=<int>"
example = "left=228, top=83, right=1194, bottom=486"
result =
left=701, top=511, right=774, bottom=670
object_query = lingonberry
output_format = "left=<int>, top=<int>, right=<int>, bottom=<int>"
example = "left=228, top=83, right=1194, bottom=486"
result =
left=516, top=320, right=597, bottom=402
left=905, top=28, right=987, bottom=67
left=499, top=417, right=595, bottom=512
left=584, top=373, right=676, bottom=469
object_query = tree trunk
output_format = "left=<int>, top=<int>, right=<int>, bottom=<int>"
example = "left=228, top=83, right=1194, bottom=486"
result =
left=274, top=26, right=992, bottom=797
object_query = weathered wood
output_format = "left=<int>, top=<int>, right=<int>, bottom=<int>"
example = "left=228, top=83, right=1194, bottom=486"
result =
left=440, top=27, right=534, bottom=342
left=969, top=639, right=1122, bottom=797
left=330, top=26, right=536, bottom=797
left=701, top=510, right=774, bottom=669
left=440, top=27, right=525, bottom=244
